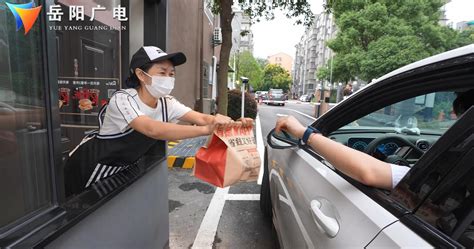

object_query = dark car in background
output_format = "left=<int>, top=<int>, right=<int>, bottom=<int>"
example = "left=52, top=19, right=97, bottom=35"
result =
left=266, top=89, right=285, bottom=106
left=260, top=45, right=474, bottom=248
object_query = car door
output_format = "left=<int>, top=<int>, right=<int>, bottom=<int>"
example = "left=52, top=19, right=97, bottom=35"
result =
left=367, top=107, right=474, bottom=248
left=268, top=127, right=432, bottom=248
left=268, top=49, right=474, bottom=248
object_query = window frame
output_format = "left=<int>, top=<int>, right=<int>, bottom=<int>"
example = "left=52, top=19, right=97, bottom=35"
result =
left=0, top=0, right=169, bottom=247
left=395, top=107, right=474, bottom=247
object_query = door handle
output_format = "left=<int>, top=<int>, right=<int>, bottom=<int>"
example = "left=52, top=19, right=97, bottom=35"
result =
left=310, top=199, right=340, bottom=238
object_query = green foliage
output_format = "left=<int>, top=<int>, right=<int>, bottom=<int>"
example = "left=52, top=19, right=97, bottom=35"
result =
left=262, top=64, right=292, bottom=91
left=227, top=89, right=258, bottom=121
left=325, top=0, right=474, bottom=82
left=255, top=58, right=268, bottom=69
left=234, top=51, right=264, bottom=91
left=316, top=65, right=330, bottom=82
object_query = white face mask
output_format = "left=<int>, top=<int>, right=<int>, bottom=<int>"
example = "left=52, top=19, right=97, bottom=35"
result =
left=142, top=71, right=175, bottom=98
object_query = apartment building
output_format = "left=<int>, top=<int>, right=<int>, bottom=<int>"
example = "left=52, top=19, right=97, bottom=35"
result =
left=293, top=10, right=336, bottom=96
left=267, top=52, right=293, bottom=73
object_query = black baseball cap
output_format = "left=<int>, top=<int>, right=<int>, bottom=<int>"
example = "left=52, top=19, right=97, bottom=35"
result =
left=129, top=46, right=187, bottom=74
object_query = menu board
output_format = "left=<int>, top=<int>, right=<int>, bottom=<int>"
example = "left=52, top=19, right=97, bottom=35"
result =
left=58, top=77, right=119, bottom=126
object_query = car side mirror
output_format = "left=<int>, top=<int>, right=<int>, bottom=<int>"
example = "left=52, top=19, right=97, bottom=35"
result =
left=267, top=128, right=299, bottom=149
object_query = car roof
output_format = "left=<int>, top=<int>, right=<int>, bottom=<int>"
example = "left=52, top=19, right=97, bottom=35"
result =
left=372, top=44, right=474, bottom=85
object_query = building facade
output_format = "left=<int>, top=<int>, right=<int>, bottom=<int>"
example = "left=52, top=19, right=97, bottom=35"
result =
left=228, top=6, right=254, bottom=89
left=293, top=10, right=336, bottom=96
left=267, top=52, right=293, bottom=74
left=239, top=14, right=254, bottom=53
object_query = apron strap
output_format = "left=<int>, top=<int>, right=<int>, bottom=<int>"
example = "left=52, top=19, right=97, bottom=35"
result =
left=159, top=97, right=169, bottom=122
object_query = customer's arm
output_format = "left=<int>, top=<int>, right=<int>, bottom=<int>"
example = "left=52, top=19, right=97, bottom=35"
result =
left=275, top=116, right=393, bottom=190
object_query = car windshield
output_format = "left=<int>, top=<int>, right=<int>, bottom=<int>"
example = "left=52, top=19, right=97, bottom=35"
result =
left=341, top=91, right=458, bottom=135
left=271, top=90, right=283, bottom=94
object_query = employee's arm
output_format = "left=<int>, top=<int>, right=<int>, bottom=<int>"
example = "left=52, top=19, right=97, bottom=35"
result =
left=179, top=110, right=219, bottom=126
left=130, top=115, right=212, bottom=140
left=275, top=116, right=393, bottom=190
left=179, top=110, right=254, bottom=126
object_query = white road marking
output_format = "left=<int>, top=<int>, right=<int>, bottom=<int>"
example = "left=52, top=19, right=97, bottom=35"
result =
left=192, top=186, right=229, bottom=249
left=225, top=194, right=260, bottom=201
left=192, top=190, right=261, bottom=248
left=264, top=105, right=316, bottom=121
left=256, top=114, right=265, bottom=185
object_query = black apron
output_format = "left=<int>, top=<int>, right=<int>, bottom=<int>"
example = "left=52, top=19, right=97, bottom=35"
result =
left=64, top=97, right=169, bottom=197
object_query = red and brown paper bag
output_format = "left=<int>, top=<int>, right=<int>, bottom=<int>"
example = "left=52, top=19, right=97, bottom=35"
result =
left=194, top=123, right=261, bottom=188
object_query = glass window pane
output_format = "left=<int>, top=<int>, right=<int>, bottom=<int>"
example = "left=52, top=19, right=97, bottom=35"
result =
left=0, top=3, right=52, bottom=228
left=55, top=1, right=123, bottom=153
left=341, top=92, right=458, bottom=136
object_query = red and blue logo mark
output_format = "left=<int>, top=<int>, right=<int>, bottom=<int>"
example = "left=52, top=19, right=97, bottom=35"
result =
left=4, top=1, right=42, bottom=35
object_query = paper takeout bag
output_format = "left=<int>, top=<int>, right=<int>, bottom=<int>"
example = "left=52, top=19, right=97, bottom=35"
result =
left=194, top=123, right=261, bottom=188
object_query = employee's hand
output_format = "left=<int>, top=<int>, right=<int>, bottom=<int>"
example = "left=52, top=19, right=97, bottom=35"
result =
left=275, top=115, right=306, bottom=139
left=237, top=117, right=254, bottom=127
left=213, top=114, right=233, bottom=125
left=204, top=122, right=217, bottom=135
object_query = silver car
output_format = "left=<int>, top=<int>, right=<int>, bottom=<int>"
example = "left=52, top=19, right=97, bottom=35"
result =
left=260, top=45, right=474, bottom=248
left=267, top=89, right=286, bottom=106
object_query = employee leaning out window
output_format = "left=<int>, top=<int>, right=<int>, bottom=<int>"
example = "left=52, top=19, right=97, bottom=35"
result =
left=65, top=46, right=253, bottom=197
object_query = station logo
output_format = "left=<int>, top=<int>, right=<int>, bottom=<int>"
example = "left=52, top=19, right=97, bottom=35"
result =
left=5, top=1, right=42, bottom=35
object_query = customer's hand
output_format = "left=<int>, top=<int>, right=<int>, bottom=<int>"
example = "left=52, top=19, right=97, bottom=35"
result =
left=275, top=115, right=306, bottom=139
left=213, top=114, right=233, bottom=125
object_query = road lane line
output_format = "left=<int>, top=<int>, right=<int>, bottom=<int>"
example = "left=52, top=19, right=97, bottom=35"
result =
left=192, top=186, right=229, bottom=249
left=264, top=105, right=316, bottom=121
left=225, top=194, right=260, bottom=201
left=256, top=114, right=265, bottom=185
left=285, top=108, right=316, bottom=121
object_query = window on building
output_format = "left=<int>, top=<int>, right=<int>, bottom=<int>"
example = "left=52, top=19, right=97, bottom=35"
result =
left=0, top=5, right=53, bottom=229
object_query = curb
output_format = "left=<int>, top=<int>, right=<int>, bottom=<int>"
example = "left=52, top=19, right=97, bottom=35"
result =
left=167, top=156, right=195, bottom=169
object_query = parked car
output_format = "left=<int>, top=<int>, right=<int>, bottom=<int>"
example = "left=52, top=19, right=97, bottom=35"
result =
left=267, top=89, right=285, bottom=106
left=299, top=94, right=312, bottom=102
left=260, top=45, right=474, bottom=248
left=255, top=91, right=268, bottom=101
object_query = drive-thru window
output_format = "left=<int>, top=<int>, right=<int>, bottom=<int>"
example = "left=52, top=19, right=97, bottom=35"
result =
left=0, top=1, right=171, bottom=248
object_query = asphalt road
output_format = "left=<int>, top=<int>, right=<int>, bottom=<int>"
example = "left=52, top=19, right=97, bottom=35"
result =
left=168, top=101, right=317, bottom=249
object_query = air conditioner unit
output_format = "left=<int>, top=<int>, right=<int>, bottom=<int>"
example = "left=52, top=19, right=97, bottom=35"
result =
left=213, top=27, right=222, bottom=45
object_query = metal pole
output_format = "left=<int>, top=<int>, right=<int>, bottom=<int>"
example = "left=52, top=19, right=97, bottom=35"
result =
left=329, top=50, right=333, bottom=85
left=241, top=84, right=245, bottom=119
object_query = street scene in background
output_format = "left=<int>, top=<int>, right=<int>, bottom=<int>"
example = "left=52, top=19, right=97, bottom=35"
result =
left=1, top=0, right=474, bottom=248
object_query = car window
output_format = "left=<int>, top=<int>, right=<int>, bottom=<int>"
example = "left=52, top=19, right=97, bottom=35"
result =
left=340, top=91, right=458, bottom=136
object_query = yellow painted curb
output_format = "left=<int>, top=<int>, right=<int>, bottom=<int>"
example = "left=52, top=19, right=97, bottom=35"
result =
left=167, top=156, right=195, bottom=169
left=182, top=157, right=195, bottom=169
left=167, top=156, right=177, bottom=168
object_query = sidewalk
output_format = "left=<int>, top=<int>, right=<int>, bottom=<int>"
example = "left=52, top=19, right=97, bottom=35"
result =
left=167, top=136, right=208, bottom=168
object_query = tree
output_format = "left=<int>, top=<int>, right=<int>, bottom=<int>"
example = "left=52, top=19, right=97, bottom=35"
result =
left=210, top=0, right=313, bottom=115
left=262, top=64, right=292, bottom=91
left=234, top=51, right=264, bottom=90
left=324, top=0, right=474, bottom=82
left=255, top=57, right=268, bottom=69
